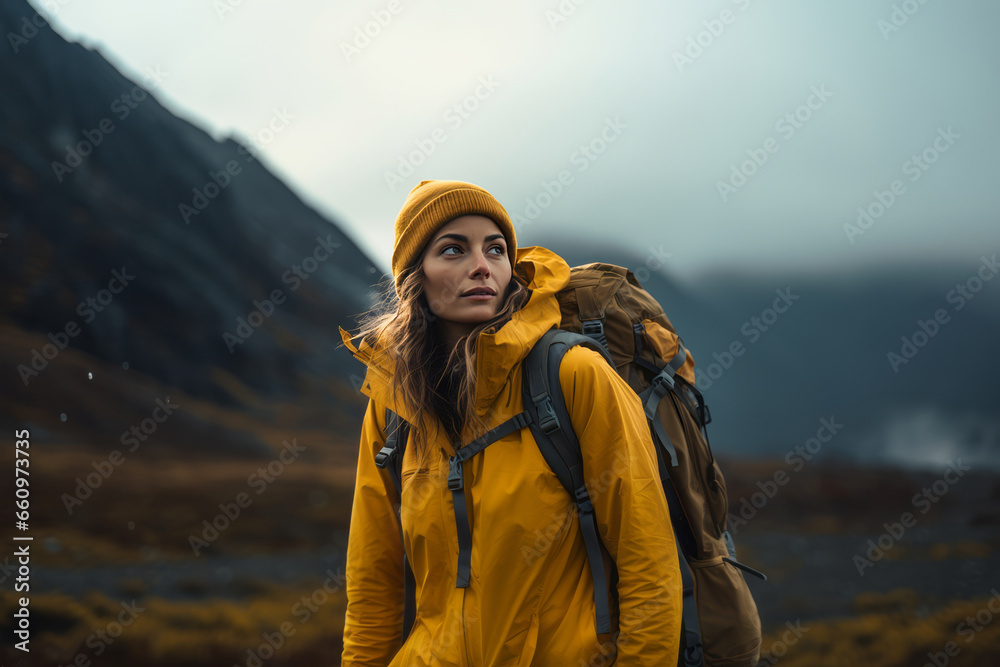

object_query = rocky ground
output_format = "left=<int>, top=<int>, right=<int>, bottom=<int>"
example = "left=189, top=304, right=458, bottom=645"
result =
left=8, top=452, right=1000, bottom=666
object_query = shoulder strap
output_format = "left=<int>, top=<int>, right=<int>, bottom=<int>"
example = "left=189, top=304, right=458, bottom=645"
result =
left=522, top=329, right=707, bottom=664
left=375, top=409, right=417, bottom=643
left=521, top=328, right=615, bottom=635
left=648, top=416, right=704, bottom=667
left=377, top=409, right=407, bottom=495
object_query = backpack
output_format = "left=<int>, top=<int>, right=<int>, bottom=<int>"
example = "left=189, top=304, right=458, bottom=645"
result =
left=375, top=262, right=765, bottom=667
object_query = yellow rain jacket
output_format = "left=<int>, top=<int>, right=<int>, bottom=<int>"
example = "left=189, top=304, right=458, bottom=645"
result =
left=339, top=246, right=682, bottom=666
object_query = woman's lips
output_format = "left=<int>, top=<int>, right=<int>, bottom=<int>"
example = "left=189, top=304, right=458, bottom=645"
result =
left=461, top=293, right=494, bottom=300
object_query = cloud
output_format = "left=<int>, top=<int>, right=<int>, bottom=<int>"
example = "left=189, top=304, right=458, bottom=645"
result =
left=41, top=0, right=1000, bottom=278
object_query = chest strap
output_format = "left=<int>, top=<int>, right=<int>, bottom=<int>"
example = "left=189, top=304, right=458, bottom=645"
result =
left=448, top=410, right=531, bottom=587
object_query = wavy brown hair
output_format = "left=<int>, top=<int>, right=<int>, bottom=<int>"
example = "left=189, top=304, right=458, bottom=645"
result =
left=342, top=254, right=531, bottom=458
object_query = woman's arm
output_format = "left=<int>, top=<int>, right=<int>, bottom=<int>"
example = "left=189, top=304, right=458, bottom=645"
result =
left=559, top=345, right=683, bottom=665
left=341, top=398, right=406, bottom=667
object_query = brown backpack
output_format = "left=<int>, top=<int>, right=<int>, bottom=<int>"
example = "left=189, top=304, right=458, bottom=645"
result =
left=525, top=261, right=765, bottom=667
left=374, top=261, right=766, bottom=665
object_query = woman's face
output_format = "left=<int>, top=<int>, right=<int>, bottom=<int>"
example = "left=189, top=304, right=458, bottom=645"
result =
left=420, top=214, right=512, bottom=347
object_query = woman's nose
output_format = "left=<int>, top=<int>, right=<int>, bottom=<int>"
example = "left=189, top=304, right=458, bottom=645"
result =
left=469, top=250, right=491, bottom=276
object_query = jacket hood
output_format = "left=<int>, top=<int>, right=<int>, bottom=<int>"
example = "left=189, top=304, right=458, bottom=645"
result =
left=339, top=245, right=570, bottom=426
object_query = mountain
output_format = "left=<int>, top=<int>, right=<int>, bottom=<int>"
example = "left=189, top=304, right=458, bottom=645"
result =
left=536, top=237, right=1000, bottom=471
left=2, top=0, right=996, bottom=470
left=0, top=0, right=377, bottom=458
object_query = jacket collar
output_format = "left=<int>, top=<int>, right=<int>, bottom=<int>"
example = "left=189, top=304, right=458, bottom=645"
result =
left=339, top=245, right=569, bottom=434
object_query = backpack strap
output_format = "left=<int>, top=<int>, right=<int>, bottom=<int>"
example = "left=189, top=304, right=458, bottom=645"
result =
left=636, top=343, right=688, bottom=468
left=522, top=328, right=616, bottom=635
left=525, top=328, right=708, bottom=659
left=447, top=410, right=531, bottom=588
left=673, top=375, right=712, bottom=430
left=631, top=322, right=662, bottom=376
left=375, top=409, right=417, bottom=643
left=678, top=544, right=705, bottom=667
left=648, top=416, right=704, bottom=667
left=376, top=409, right=406, bottom=495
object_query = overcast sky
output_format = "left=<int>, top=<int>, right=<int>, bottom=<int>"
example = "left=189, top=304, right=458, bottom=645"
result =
left=36, top=0, right=1000, bottom=279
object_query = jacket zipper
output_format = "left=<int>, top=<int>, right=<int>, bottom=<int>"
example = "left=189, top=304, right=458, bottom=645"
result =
left=462, top=589, right=472, bottom=666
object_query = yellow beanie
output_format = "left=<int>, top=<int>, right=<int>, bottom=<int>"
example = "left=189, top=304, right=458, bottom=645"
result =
left=391, top=180, right=517, bottom=294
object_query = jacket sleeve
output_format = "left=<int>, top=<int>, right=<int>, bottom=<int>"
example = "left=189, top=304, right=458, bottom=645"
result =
left=341, top=398, right=406, bottom=667
left=559, top=345, right=683, bottom=665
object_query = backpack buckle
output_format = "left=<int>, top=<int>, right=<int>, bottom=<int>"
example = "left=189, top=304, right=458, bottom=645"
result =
left=375, top=445, right=394, bottom=468
left=447, top=456, right=464, bottom=491
left=574, top=486, right=594, bottom=514
left=534, top=396, right=561, bottom=434
left=651, top=366, right=676, bottom=394
left=581, top=319, right=608, bottom=350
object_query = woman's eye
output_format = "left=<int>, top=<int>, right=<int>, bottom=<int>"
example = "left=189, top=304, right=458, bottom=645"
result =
left=441, top=244, right=504, bottom=256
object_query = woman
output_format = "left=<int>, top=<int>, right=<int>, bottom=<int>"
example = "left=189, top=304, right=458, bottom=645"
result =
left=338, top=180, right=682, bottom=666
